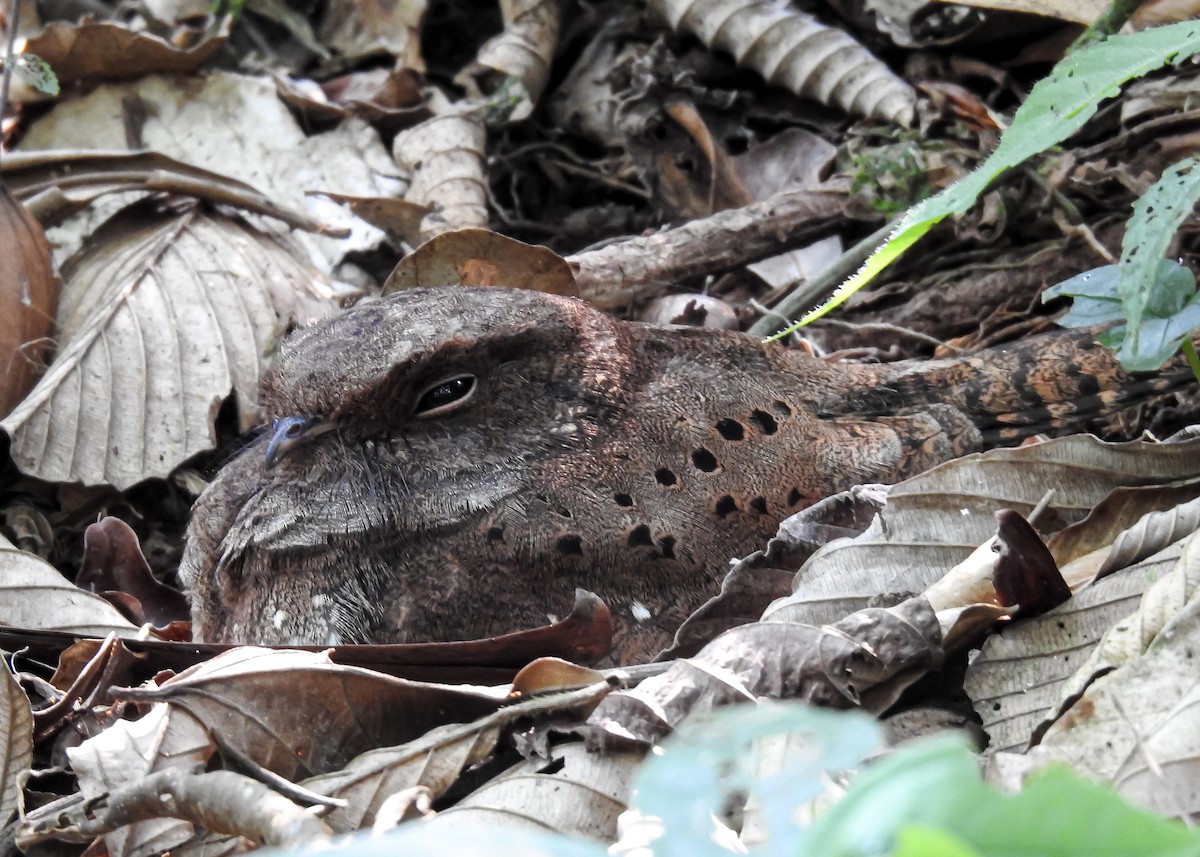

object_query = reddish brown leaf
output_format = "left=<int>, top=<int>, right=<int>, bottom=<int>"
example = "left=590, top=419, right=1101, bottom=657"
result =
left=76, top=518, right=191, bottom=629
left=0, top=185, right=58, bottom=416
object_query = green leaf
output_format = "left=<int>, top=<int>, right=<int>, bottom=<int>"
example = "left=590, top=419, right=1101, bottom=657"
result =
left=1117, top=154, right=1200, bottom=370
left=802, top=735, right=983, bottom=856
left=894, top=825, right=983, bottom=857
left=773, top=20, right=1200, bottom=339
left=937, top=765, right=1200, bottom=857
left=630, top=703, right=883, bottom=857
left=1045, top=258, right=1200, bottom=371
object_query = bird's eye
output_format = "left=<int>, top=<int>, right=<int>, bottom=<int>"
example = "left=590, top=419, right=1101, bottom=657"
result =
left=415, top=374, right=477, bottom=417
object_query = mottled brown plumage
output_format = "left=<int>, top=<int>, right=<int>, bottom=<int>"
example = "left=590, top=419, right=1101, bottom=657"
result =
left=179, top=287, right=1187, bottom=663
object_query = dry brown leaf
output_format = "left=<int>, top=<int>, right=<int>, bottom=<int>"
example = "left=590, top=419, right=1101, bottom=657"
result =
left=314, top=191, right=431, bottom=248
left=649, top=0, right=916, bottom=126
left=385, top=228, right=578, bottom=296
left=1, top=657, right=33, bottom=825
left=23, top=19, right=229, bottom=83
left=0, top=533, right=138, bottom=636
left=117, top=648, right=505, bottom=781
left=764, top=434, right=1200, bottom=630
left=965, top=533, right=1193, bottom=753
left=302, top=682, right=611, bottom=832
left=0, top=185, right=58, bottom=417
left=587, top=597, right=941, bottom=747
left=392, top=111, right=489, bottom=239
left=1, top=205, right=337, bottom=488
left=430, top=742, right=642, bottom=840
left=457, top=0, right=562, bottom=114
left=4, top=149, right=344, bottom=235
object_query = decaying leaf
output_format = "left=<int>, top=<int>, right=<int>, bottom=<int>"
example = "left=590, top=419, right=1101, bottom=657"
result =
left=966, top=533, right=1193, bottom=752
left=586, top=597, right=942, bottom=747
left=648, top=0, right=917, bottom=126
left=76, top=518, right=191, bottom=628
left=4, top=150, right=345, bottom=235
left=64, top=702, right=216, bottom=856
left=0, top=185, right=59, bottom=417
left=318, top=0, right=426, bottom=68
left=1, top=205, right=337, bottom=488
left=19, top=72, right=399, bottom=270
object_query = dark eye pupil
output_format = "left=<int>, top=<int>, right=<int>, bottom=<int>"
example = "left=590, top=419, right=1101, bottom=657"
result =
left=417, top=376, right=474, bottom=414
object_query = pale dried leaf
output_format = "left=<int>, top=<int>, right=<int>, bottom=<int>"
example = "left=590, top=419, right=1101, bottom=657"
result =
left=119, top=648, right=505, bottom=780
left=966, top=538, right=1189, bottom=752
left=987, top=539, right=1200, bottom=819
left=1, top=658, right=33, bottom=824
left=0, top=532, right=137, bottom=635
left=950, top=0, right=1106, bottom=24
left=431, top=742, right=641, bottom=841
left=1, top=207, right=336, bottom=488
left=67, top=703, right=216, bottom=857
left=392, top=111, right=489, bottom=239
left=5, top=149, right=343, bottom=235
left=764, top=434, right=1200, bottom=629
left=1043, top=528, right=1200, bottom=737
left=649, top=0, right=916, bottom=126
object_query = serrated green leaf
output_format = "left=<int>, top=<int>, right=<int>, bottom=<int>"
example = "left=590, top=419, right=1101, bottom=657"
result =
left=774, top=20, right=1200, bottom=338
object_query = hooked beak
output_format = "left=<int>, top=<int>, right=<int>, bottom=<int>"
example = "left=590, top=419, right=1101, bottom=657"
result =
left=263, top=416, right=334, bottom=470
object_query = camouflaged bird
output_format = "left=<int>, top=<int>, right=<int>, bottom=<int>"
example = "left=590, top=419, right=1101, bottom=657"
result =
left=179, top=287, right=1189, bottom=663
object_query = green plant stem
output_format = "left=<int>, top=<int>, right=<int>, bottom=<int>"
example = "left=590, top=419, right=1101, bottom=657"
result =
left=1069, top=0, right=1149, bottom=54
left=1182, top=338, right=1200, bottom=384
